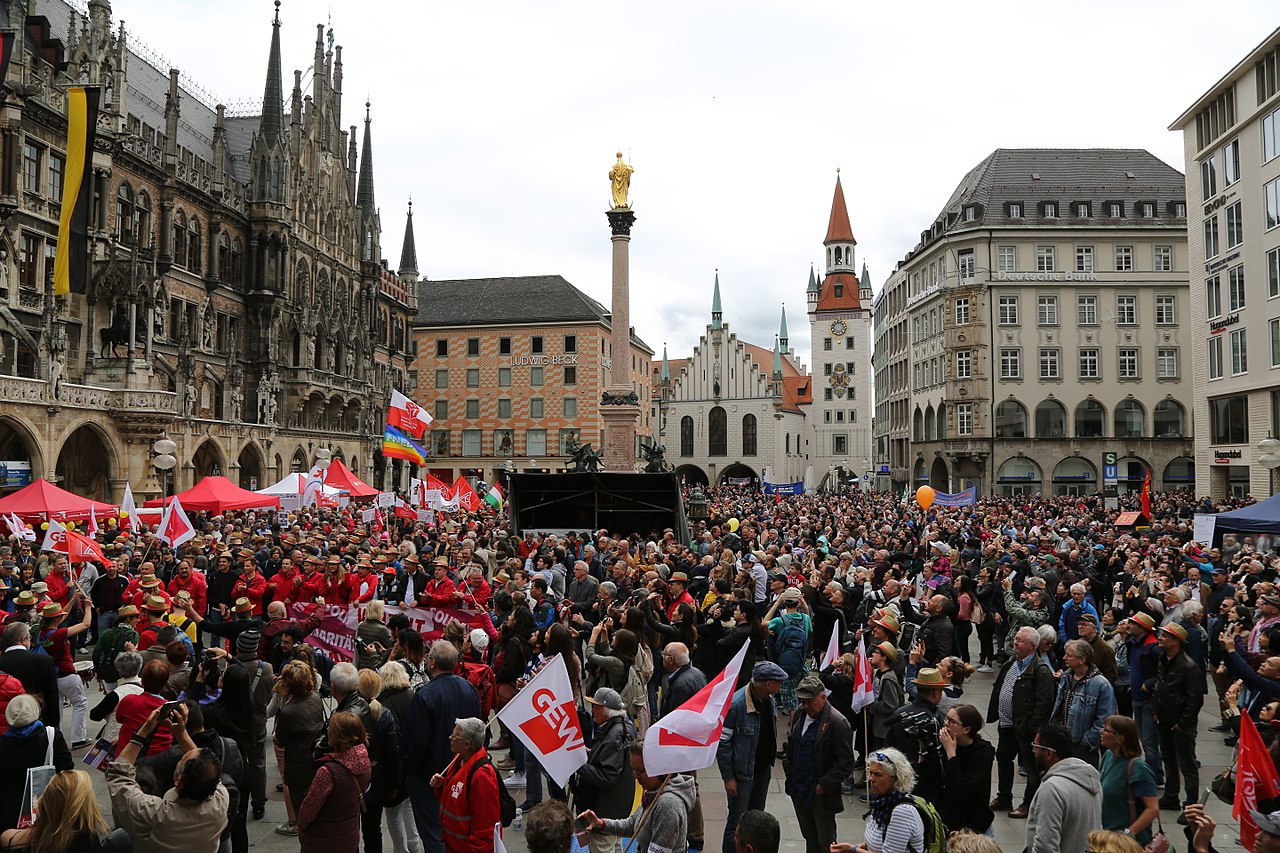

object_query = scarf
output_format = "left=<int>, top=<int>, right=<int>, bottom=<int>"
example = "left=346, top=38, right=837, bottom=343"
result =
left=865, top=788, right=913, bottom=830
left=4, top=720, right=42, bottom=738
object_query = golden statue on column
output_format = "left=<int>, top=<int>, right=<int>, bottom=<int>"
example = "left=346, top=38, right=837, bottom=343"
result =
left=609, top=151, right=633, bottom=210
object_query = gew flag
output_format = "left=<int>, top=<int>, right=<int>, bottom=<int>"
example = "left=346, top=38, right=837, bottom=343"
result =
left=54, top=87, right=100, bottom=296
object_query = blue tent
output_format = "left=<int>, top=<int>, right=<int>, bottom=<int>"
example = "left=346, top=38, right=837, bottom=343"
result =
left=1210, top=491, right=1280, bottom=541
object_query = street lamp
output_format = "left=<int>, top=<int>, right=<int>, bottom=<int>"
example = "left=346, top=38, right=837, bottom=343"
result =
left=314, top=447, right=333, bottom=472
left=1259, top=435, right=1280, bottom=496
left=152, top=438, right=177, bottom=498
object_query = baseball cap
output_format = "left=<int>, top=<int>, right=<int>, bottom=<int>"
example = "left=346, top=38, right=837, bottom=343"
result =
left=584, top=687, right=624, bottom=711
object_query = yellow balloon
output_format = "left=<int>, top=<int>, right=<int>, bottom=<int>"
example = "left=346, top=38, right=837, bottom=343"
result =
left=727, top=517, right=740, bottom=533
left=66, top=521, right=76, bottom=530
left=107, top=517, right=117, bottom=526
left=118, top=511, right=129, bottom=520
left=916, top=486, right=936, bottom=510
left=40, top=522, right=48, bottom=530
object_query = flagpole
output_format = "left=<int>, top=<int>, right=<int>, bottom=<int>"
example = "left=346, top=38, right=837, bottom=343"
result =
left=863, top=707, right=871, bottom=802
left=621, top=772, right=673, bottom=853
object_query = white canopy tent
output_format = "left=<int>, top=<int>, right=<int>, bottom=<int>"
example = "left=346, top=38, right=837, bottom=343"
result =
left=256, top=473, right=345, bottom=509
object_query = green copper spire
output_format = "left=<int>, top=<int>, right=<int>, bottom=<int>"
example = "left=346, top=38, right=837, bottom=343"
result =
left=860, top=261, right=871, bottom=291
left=661, top=344, right=670, bottom=385
left=711, top=270, right=723, bottom=330
left=772, top=336, right=783, bottom=381
left=807, top=264, right=818, bottom=293
left=779, top=304, right=789, bottom=351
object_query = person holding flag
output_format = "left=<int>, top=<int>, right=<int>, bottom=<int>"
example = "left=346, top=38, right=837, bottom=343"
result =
left=715, top=660, right=786, bottom=853
left=577, top=739, right=697, bottom=853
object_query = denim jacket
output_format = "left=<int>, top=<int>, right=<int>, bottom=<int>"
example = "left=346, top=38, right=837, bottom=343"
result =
left=1050, top=669, right=1116, bottom=750
left=716, top=683, right=775, bottom=783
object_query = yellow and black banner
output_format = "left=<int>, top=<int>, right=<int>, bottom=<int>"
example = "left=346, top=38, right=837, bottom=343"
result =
left=53, top=86, right=99, bottom=296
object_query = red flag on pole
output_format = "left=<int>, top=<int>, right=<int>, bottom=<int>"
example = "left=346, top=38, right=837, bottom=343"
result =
left=642, top=640, right=749, bottom=775
left=65, top=529, right=108, bottom=566
left=1236, top=712, right=1280, bottom=850
left=850, top=638, right=875, bottom=713
left=1141, top=468, right=1152, bottom=518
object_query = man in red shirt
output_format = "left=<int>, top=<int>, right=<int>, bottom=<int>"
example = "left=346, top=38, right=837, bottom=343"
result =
left=345, top=562, right=378, bottom=604
left=298, top=556, right=328, bottom=604
left=43, top=555, right=71, bottom=607
left=167, top=560, right=207, bottom=617
left=266, top=555, right=304, bottom=608
left=413, top=560, right=456, bottom=609
left=232, top=556, right=267, bottom=615
left=665, top=572, right=697, bottom=620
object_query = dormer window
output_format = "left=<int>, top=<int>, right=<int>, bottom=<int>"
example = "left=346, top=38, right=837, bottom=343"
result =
left=1108, top=202, right=1123, bottom=218
left=1140, top=202, right=1155, bottom=217
left=964, top=205, right=976, bottom=221
left=1008, top=202, right=1023, bottom=218
left=1043, top=202, right=1058, bottom=218
left=834, top=284, right=844, bottom=298
left=1171, top=201, right=1187, bottom=217
left=1074, top=202, right=1090, bottom=218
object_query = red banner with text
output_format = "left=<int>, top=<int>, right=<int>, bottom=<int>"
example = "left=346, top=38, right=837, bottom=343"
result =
left=289, top=602, right=493, bottom=662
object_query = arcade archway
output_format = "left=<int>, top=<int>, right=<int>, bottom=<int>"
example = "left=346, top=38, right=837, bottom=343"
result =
left=0, top=416, right=41, bottom=491
left=237, top=443, right=265, bottom=491
left=55, top=424, right=115, bottom=501
left=674, top=465, right=709, bottom=488
left=718, top=463, right=758, bottom=487
left=191, top=441, right=225, bottom=483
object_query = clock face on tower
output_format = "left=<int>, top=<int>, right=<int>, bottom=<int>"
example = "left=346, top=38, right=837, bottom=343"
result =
left=829, top=319, right=848, bottom=337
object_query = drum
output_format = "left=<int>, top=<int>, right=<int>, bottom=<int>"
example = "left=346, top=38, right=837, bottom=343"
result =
left=74, top=659, right=95, bottom=683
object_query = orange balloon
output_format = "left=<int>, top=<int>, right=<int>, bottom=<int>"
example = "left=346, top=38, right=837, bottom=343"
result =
left=916, top=485, right=936, bottom=510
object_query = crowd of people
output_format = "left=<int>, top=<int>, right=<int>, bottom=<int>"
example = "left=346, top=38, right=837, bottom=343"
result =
left=0, top=484, right=1274, bottom=853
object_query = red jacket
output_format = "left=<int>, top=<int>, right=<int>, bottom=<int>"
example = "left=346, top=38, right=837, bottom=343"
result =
left=168, top=572, right=207, bottom=615
left=418, top=576, right=456, bottom=609
left=232, top=571, right=267, bottom=614
left=0, top=671, right=24, bottom=735
left=345, top=572, right=377, bottom=604
left=266, top=567, right=304, bottom=606
left=44, top=571, right=70, bottom=607
left=440, top=749, right=501, bottom=853
left=299, top=571, right=328, bottom=604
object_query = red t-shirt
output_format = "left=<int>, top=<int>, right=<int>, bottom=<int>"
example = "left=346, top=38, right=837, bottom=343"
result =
left=114, top=692, right=173, bottom=756
left=37, top=627, right=74, bottom=676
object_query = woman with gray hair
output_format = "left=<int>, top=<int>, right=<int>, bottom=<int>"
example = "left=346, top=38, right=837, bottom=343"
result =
left=832, top=747, right=923, bottom=853
left=355, top=599, right=393, bottom=671
left=430, top=716, right=501, bottom=852
left=89, top=650, right=145, bottom=742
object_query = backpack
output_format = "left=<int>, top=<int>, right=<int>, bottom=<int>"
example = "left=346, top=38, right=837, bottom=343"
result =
left=772, top=614, right=808, bottom=678
left=467, top=756, right=517, bottom=827
left=618, top=661, right=648, bottom=722
left=906, top=795, right=947, bottom=853
left=458, top=660, right=496, bottom=718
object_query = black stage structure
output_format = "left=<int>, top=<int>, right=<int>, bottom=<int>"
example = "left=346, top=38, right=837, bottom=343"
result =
left=506, top=472, right=689, bottom=546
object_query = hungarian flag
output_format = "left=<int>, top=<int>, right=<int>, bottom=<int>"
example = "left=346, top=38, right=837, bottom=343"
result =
left=1141, top=468, right=1152, bottom=518
left=65, top=529, right=108, bottom=566
left=156, top=496, right=196, bottom=548
left=53, top=87, right=100, bottom=296
left=382, top=426, right=427, bottom=466
left=643, top=640, right=749, bottom=775
left=1237, top=712, right=1280, bottom=849
left=387, top=389, right=433, bottom=439
left=483, top=482, right=504, bottom=510
left=453, top=477, right=481, bottom=513
left=850, top=637, right=875, bottom=713
left=121, top=482, right=140, bottom=532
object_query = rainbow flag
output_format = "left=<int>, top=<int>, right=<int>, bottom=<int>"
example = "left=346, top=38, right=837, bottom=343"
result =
left=382, top=426, right=427, bottom=465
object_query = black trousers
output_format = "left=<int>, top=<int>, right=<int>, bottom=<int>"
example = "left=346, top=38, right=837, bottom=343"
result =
left=995, top=725, right=1041, bottom=808
left=1157, top=721, right=1199, bottom=805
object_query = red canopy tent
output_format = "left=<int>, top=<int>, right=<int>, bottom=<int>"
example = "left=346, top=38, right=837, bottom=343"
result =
left=324, top=459, right=379, bottom=500
left=143, top=476, right=281, bottom=513
left=0, top=478, right=118, bottom=521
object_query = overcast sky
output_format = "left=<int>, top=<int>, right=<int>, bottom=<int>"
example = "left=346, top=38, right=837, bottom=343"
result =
left=131, top=0, right=1277, bottom=367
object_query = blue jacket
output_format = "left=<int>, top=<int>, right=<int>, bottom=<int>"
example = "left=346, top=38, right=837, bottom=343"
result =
left=1050, top=669, right=1115, bottom=750
left=1058, top=600, right=1099, bottom=643
left=402, top=672, right=481, bottom=778
left=716, top=683, right=776, bottom=784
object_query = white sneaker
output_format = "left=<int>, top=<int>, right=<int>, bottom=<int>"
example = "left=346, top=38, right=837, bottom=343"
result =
left=977, top=664, right=992, bottom=673
left=505, top=772, right=527, bottom=787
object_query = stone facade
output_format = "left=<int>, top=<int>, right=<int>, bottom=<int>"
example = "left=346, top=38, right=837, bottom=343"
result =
left=0, top=1, right=415, bottom=501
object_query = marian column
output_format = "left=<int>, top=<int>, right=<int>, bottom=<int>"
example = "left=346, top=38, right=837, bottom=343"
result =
left=601, top=152, right=639, bottom=472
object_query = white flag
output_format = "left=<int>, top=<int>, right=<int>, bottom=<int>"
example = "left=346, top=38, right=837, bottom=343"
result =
left=302, top=468, right=326, bottom=507
left=41, top=518, right=68, bottom=553
left=4, top=513, right=34, bottom=542
left=409, top=477, right=422, bottom=507
left=495, top=654, right=588, bottom=787
left=88, top=507, right=99, bottom=539
left=494, top=824, right=507, bottom=853
left=156, top=496, right=196, bottom=548
left=820, top=626, right=841, bottom=672
left=121, top=482, right=141, bottom=532
left=643, top=640, right=749, bottom=776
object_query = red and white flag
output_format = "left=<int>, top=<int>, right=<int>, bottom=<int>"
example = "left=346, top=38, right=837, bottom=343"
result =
left=41, top=518, right=68, bottom=553
left=65, top=529, right=109, bottom=566
left=820, top=626, right=841, bottom=671
left=87, top=507, right=99, bottom=539
left=453, top=478, right=481, bottom=513
left=121, top=482, right=141, bottom=532
left=156, top=496, right=196, bottom=548
left=850, top=637, right=875, bottom=713
left=643, top=640, right=749, bottom=776
left=1237, top=711, right=1280, bottom=849
left=3, top=513, right=34, bottom=542
left=495, top=654, right=587, bottom=787
left=387, top=389, right=433, bottom=440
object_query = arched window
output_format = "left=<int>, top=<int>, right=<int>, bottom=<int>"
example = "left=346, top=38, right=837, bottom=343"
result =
left=172, top=210, right=187, bottom=267
left=937, top=404, right=947, bottom=439
left=187, top=217, right=202, bottom=274
left=1075, top=399, right=1106, bottom=438
left=1035, top=399, right=1067, bottom=438
left=913, top=408, right=924, bottom=442
left=115, top=184, right=134, bottom=244
left=135, top=191, right=152, bottom=248
left=994, top=400, right=1028, bottom=438
left=218, top=231, right=230, bottom=280
left=741, top=414, right=757, bottom=456
left=230, top=238, right=242, bottom=287
left=785, top=434, right=791, bottom=454
left=1115, top=399, right=1145, bottom=438
left=708, top=407, right=727, bottom=456
left=680, top=416, right=694, bottom=457
left=1153, top=400, right=1186, bottom=438
left=924, top=405, right=936, bottom=441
